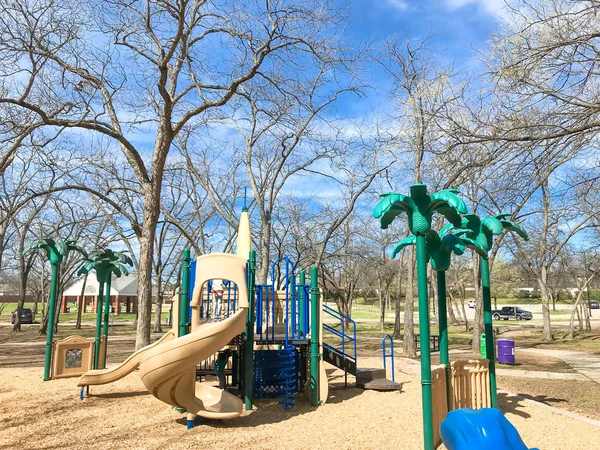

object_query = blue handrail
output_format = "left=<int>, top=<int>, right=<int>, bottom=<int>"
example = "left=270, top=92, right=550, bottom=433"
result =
left=322, top=304, right=357, bottom=363
left=382, top=334, right=395, bottom=382
left=270, top=256, right=295, bottom=346
left=254, top=258, right=310, bottom=343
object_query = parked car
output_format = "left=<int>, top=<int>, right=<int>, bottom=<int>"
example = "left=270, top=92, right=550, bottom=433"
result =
left=11, top=308, right=33, bottom=324
left=492, top=306, right=533, bottom=321
left=589, top=301, right=600, bottom=309
left=468, top=300, right=476, bottom=309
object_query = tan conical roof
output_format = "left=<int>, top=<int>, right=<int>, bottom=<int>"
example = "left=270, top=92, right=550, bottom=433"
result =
left=236, top=210, right=251, bottom=260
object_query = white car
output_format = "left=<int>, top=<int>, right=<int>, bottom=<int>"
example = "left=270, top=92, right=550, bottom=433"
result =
left=468, top=300, right=476, bottom=309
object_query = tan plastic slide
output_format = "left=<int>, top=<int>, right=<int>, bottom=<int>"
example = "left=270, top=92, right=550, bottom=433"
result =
left=77, top=289, right=181, bottom=387
left=77, top=331, right=175, bottom=386
left=137, top=253, right=249, bottom=423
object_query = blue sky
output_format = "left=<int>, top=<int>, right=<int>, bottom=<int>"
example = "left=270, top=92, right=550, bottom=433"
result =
left=347, top=0, right=505, bottom=58
left=332, top=0, right=507, bottom=117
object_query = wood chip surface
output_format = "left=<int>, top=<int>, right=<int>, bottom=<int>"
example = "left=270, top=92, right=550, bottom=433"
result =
left=1, top=357, right=598, bottom=449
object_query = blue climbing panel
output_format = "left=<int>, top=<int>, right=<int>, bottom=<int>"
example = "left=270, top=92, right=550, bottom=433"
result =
left=441, top=408, right=539, bottom=450
left=253, top=349, right=299, bottom=409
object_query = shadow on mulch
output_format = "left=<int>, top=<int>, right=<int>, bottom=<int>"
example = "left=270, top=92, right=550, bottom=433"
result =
left=326, top=385, right=365, bottom=404
left=90, top=390, right=149, bottom=399
left=498, top=392, right=531, bottom=419
left=515, top=393, right=567, bottom=406
left=176, top=381, right=368, bottom=430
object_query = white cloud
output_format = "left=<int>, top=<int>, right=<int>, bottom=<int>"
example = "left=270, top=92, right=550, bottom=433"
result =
left=386, top=0, right=410, bottom=11
left=445, top=0, right=511, bottom=19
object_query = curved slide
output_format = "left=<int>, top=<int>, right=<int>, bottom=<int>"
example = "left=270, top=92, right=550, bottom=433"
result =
left=138, top=252, right=250, bottom=424
left=77, top=331, right=175, bottom=387
left=138, top=309, right=247, bottom=422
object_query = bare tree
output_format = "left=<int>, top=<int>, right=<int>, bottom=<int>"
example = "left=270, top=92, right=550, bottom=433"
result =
left=0, top=0, right=349, bottom=348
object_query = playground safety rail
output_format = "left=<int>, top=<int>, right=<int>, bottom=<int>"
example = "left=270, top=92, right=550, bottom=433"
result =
left=322, top=304, right=357, bottom=364
left=382, top=334, right=395, bottom=382
left=255, top=257, right=310, bottom=343
left=450, top=359, right=491, bottom=410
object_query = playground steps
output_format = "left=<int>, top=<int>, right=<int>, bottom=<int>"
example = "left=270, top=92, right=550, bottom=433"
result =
left=323, top=347, right=403, bottom=392
left=323, top=346, right=357, bottom=375
left=356, top=367, right=403, bottom=391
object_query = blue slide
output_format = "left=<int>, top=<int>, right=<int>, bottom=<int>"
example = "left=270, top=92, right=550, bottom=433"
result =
left=440, top=408, right=539, bottom=450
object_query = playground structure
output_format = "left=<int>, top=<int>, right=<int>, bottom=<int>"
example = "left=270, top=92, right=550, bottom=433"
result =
left=74, top=206, right=400, bottom=428
left=375, top=183, right=533, bottom=450
left=51, top=335, right=105, bottom=379
left=41, top=249, right=134, bottom=381
left=441, top=408, right=539, bottom=450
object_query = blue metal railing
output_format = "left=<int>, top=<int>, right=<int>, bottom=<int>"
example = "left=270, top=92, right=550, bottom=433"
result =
left=382, top=334, right=395, bottom=382
left=322, top=304, right=357, bottom=364
left=272, top=256, right=294, bottom=346
left=255, top=257, right=309, bottom=343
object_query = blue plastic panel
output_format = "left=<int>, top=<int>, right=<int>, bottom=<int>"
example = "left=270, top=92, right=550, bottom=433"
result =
left=441, top=408, right=538, bottom=450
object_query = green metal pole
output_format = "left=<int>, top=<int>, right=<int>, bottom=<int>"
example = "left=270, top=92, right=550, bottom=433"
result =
left=310, top=265, right=320, bottom=407
left=179, top=248, right=191, bottom=338
left=416, top=235, right=434, bottom=450
left=43, top=263, right=60, bottom=381
left=436, top=270, right=451, bottom=411
left=101, top=274, right=112, bottom=369
left=244, top=250, right=256, bottom=411
left=93, top=281, right=105, bottom=370
left=480, top=257, right=498, bottom=408
left=299, top=270, right=306, bottom=338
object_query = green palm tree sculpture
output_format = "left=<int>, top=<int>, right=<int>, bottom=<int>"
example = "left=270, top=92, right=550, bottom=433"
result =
left=374, top=183, right=467, bottom=450
left=78, top=249, right=134, bottom=369
left=23, top=238, right=87, bottom=381
left=442, top=213, right=528, bottom=407
left=392, top=229, right=486, bottom=410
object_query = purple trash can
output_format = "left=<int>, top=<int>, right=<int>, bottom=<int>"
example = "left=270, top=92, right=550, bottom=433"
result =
left=497, top=339, right=515, bottom=364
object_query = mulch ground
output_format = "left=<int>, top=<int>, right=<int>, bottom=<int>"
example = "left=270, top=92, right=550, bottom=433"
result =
left=1, top=358, right=600, bottom=450
left=497, top=377, right=600, bottom=421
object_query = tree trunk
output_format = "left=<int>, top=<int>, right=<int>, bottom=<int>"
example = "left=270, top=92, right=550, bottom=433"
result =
left=429, top=265, right=437, bottom=317
left=584, top=302, right=591, bottom=332
left=471, top=255, right=483, bottom=352
left=154, top=286, right=163, bottom=333
left=568, top=290, right=587, bottom=339
left=538, top=267, right=553, bottom=341
left=53, top=286, right=63, bottom=334
left=403, top=246, right=416, bottom=357
left=39, top=291, right=48, bottom=333
left=393, top=256, right=403, bottom=339
left=13, top=256, right=28, bottom=332
left=460, top=283, right=469, bottom=332
left=446, top=291, right=458, bottom=324
left=258, top=215, right=271, bottom=284
left=39, top=265, right=61, bottom=336
left=13, top=234, right=32, bottom=332
left=76, top=272, right=88, bottom=329
left=135, top=188, right=161, bottom=350
left=378, top=275, right=385, bottom=331
left=32, top=291, right=41, bottom=322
